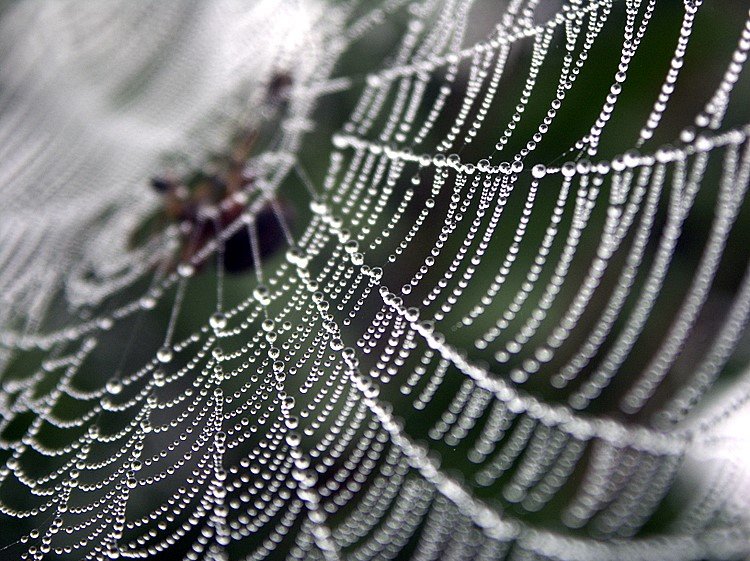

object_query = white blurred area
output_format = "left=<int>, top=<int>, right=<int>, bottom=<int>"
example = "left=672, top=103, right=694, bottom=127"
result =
left=680, top=373, right=750, bottom=531
left=0, top=1, right=335, bottom=329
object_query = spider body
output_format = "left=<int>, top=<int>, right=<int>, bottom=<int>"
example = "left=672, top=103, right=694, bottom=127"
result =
left=131, top=71, right=296, bottom=275
left=148, top=169, right=292, bottom=275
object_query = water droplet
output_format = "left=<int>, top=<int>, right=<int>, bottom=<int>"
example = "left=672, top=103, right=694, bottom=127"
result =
left=332, top=134, right=347, bottom=149
left=309, top=199, right=329, bottom=215
left=153, top=369, right=165, bottom=387
left=680, top=127, right=696, bottom=143
left=561, top=162, right=576, bottom=178
left=156, top=346, right=173, bottom=364
left=106, top=380, right=122, bottom=395
left=286, top=431, right=301, bottom=447
left=209, top=312, right=227, bottom=330
left=344, top=240, right=359, bottom=254
left=253, top=285, right=271, bottom=306
left=286, top=247, right=309, bottom=267
left=405, top=307, right=420, bottom=322
left=531, top=164, right=547, bottom=179
left=330, top=338, right=345, bottom=351
left=177, top=263, right=195, bottom=278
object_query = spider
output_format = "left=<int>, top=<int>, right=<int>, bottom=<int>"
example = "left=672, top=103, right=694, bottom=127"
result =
left=131, top=73, right=295, bottom=275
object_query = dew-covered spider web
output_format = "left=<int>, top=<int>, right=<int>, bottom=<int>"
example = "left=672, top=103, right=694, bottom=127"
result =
left=2, top=0, right=750, bottom=560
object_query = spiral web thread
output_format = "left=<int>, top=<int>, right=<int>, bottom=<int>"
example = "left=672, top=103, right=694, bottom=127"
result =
left=1, top=0, right=750, bottom=559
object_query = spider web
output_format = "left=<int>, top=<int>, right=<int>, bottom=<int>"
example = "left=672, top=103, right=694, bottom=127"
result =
left=1, top=0, right=750, bottom=560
